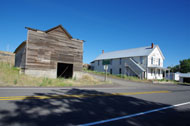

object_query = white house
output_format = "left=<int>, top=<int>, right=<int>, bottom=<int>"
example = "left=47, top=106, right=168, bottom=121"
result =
left=91, top=43, right=166, bottom=80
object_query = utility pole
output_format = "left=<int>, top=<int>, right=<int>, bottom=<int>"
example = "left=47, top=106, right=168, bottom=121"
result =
left=103, top=59, right=110, bottom=82
left=104, top=65, right=108, bottom=81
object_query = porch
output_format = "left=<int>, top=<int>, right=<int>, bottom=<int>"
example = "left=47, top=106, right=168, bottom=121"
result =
left=147, top=66, right=170, bottom=80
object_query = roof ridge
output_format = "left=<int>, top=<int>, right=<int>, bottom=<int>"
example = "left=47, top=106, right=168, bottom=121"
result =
left=102, top=45, right=154, bottom=55
left=25, top=25, right=73, bottom=38
left=94, top=45, right=159, bottom=61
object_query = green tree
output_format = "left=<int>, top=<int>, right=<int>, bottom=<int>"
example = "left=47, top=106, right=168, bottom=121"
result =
left=168, top=58, right=190, bottom=73
left=170, top=65, right=180, bottom=73
left=179, top=58, right=190, bottom=73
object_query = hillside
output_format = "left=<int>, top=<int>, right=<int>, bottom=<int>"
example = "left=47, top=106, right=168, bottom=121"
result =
left=0, top=51, right=15, bottom=65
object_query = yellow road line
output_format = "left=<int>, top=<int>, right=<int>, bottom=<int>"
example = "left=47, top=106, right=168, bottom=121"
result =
left=0, top=90, right=170, bottom=101
left=113, top=90, right=170, bottom=95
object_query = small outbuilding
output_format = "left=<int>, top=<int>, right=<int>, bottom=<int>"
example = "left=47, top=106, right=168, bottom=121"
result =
left=179, top=73, right=190, bottom=83
left=14, top=25, right=83, bottom=78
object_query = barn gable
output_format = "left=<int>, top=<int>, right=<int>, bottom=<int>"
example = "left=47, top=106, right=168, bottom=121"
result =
left=45, top=25, right=72, bottom=39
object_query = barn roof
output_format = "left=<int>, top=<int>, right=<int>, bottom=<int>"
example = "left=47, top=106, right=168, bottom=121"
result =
left=45, top=25, right=73, bottom=38
left=25, top=25, right=73, bottom=38
left=93, top=45, right=164, bottom=61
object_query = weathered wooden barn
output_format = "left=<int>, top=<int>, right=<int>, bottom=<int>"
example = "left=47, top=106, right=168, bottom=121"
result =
left=14, top=25, right=83, bottom=78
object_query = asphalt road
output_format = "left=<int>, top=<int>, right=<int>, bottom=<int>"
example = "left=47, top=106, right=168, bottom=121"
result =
left=0, top=78, right=190, bottom=126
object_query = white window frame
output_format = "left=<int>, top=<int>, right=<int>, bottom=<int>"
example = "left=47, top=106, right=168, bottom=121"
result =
left=151, top=57, right=154, bottom=65
left=158, top=58, right=161, bottom=66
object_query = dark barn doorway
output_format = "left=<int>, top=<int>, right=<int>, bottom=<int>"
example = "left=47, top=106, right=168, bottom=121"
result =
left=57, top=63, right=73, bottom=78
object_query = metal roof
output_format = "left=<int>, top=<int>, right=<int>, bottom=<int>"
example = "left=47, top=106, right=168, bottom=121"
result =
left=94, top=45, right=158, bottom=61
left=178, top=73, right=190, bottom=78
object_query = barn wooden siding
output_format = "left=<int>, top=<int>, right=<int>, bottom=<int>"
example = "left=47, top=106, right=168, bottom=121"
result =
left=25, top=26, right=83, bottom=72
left=15, top=42, right=26, bottom=68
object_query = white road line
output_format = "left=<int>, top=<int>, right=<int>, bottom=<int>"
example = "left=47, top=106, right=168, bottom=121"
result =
left=78, top=101, right=190, bottom=126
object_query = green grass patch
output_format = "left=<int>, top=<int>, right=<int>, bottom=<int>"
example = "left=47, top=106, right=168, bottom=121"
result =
left=156, top=79, right=178, bottom=83
left=84, top=69, right=151, bottom=83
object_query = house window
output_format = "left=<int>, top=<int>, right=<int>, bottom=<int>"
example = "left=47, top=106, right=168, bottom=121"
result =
left=110, top=59, right=112, bottom=65
left=140, top=57, right=143, bottom=64
left=98, top=60, right=99, bottom=66
left=110, top=69, right=112, bottom=74
left=158, top=58, right=161, bottom=66
left=119, top=68, right=122, bottom=74
left=151, top=57, right=154, bottom=65
left=120, top=58, right=122, bottom=65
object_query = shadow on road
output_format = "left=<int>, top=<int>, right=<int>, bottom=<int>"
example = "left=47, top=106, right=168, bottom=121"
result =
left=0, top=88, right=189, bottom=126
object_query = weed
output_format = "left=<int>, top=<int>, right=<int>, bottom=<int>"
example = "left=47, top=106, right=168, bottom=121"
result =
left=38, top=78, right=52, bottom=86
left=73, top=76, right=77, bottom=80
left=14, top=79, right=17, bottom=85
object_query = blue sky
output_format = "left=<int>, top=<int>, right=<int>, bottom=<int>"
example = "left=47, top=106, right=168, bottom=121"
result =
left=0, top=0, right=189, bottom=67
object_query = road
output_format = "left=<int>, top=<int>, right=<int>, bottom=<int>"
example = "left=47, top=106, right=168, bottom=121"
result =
left=0, top=77, right=190, bottom=126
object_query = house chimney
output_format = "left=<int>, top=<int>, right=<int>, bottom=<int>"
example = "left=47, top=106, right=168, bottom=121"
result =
left=151, top=43, right=154, bottom=48
left=102, top=50, right=104, bottom=54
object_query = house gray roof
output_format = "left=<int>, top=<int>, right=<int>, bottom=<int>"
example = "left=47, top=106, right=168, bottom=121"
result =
left=94, top=45, right=158, bottom=61
left=178, top=73, right=190, bottom=78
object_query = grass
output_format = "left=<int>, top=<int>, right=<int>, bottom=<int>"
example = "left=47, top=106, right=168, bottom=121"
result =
left=157, top=79, right=176, bottom=82
left=84, top=69, right=151, bottom=83
left=0, top=62, right=105, bottom=87
left=84, top=69, right=190, bottom=84
left=153, top=79, right=178, bottom=84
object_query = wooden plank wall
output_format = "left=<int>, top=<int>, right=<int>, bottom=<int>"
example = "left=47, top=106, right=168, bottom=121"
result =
left=26, top=27, right=83, bottom=71
left=15, top=45, right=26, bottom=68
